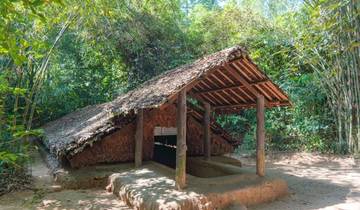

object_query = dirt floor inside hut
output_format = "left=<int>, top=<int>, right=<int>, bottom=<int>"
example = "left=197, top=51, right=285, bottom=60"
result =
left=0, top=152, right=359, bottom=210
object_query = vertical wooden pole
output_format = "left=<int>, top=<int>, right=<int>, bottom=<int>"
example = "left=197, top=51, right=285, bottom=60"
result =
left=256, top=95, right=265, bottom=177
left=204, top=102, right=211, bottom=160
left=135, top=109, right=143, bottom=168
left=176, top=89, right=187, bottom=189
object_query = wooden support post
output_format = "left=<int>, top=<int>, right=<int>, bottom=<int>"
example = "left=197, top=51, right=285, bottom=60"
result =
left=256, top=95, right=265, bottom=177
left=135, top=109, right=143, bottom=168
left=176, top=89, right=187, bottom=189
left=204, top=102, right=211, bottom=160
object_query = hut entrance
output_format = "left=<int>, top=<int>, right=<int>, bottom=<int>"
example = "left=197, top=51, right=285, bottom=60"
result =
left=153, top=127, right=177, bottom=168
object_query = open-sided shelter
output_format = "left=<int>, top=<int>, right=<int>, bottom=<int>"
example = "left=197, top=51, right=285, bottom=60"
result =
left=41, top=45, right=290, bottom=189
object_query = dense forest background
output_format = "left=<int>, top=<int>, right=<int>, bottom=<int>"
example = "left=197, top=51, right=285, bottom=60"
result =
left=0, top=0, right=359, bottom=193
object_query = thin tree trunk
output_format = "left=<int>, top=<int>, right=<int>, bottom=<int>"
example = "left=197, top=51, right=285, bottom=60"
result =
left=24, top=14, right=75, bottom=130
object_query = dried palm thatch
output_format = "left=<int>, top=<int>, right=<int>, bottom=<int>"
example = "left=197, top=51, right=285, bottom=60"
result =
left=42, top=102, right=115, bottom=159
left=42, top=46, right=246, bottom=159
left=41, top=45, right=288, bottom=159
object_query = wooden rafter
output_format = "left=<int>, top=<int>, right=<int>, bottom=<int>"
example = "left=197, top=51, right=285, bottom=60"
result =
left=236, top=87, right=256, bottom=102
left=198, top=94, right=216, bottom=106
left=254, top=83, right=273, bottom=101
left=216, top=69, right=236, bottom=84
left=215, top=69, right=249, bottom=103
left=209, top=72, right=242, bottom=104
left=194, top=79, right=268, bottom=95
left=240, top=59, right=264, bottom=80
left=205, top=92, right=223, bottom=105
left=231, top=62, right=253, bottom=82
left=197, top=81, right=224, bottom=105
left=203, top=80, right=232, bottom=105
left=213, top=101, right=290, bottom=110
left=189, top=91, right=217, bottom=107
left=198, top=82, right=224, bottom=105
left=236, top=60, right=258, bottom=81
left=228, top=89, right=248, bottom=103
left=208, top=74, right=240, bottom=104
left=165, top=51, right=290, bottom=115
left=224, top=63, right=269, bottom=106
left=266, top=82, right=287, bottom=101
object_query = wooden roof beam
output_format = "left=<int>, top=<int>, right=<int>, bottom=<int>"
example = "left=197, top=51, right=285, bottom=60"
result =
left=208, top=73, right=242, bottom=104
left=236, top=59, right=264, bottom=80
left=231, top=62, right=253, bottom=82
left=193, top=82, right=221, bottom=105
left=188, top=92, right=209, bottom=106
left=201, top=78, right=233, bottom=105
left=213, top=69, right=249, bottom=103
left=213, top=101, right=291, bottom=110
left=254, top=83, right=273, bottom=101
left=158, top=65, right=224, bottom=110
left=223, top=63, right=270, bottom=106
left=193, top=79, right=269, bottom=95
left=228, top=89, right=248, bottom=103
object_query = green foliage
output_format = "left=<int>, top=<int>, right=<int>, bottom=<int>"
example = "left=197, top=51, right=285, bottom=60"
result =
left=1, top=0, right=358, bottom=193
left=185, top=0, right=337, bottom=153
left=0, top=152, right=19, bottom=167
left=0, top=0, right=58, bottom=194
left=24, top=0, right=353, bottom=154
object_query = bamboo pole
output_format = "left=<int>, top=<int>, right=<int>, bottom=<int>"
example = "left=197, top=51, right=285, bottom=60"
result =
left=256, top=95, right=265, bottom=177
left=176, top=89, right=187, bottom=189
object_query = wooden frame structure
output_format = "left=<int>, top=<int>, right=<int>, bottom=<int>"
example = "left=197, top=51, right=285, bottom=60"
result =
left=134, top=109, right=143, bottom=168
left=42, top=46, right=289, bottom=190
left=42, top=46, right=290, bottom=188
left=132, top=49, right=290, bottom=189
left=132, top=60, right=289, bottom=188
left=204, top=102, right=211, bottom=160
left=176, top=89, right=187, bottom=189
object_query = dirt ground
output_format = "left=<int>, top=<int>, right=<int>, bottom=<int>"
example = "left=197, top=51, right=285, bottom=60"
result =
left=0, top=152, right=359, bottom=210
left=0, top=151, right=131, bottom=210
left=0, top=189, right=131, bottom=210
left=234, top=152, right=360, bottom=210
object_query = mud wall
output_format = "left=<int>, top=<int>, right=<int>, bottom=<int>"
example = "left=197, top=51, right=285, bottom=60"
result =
left=68, top=105, right=233, bottom=168
left=187, top=116, right=234, bottom=156
left=68, top=123, right=136, bottom=168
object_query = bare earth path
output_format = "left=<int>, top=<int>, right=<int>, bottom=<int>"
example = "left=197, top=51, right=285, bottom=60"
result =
left=0, top=152, right=359, bottom=209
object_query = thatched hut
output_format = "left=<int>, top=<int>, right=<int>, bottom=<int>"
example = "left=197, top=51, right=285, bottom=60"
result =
left=41, top=45, right=290, bottom=189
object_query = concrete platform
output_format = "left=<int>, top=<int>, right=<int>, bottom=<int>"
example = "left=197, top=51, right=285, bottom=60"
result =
left=108, top=158, right=288, bottom=210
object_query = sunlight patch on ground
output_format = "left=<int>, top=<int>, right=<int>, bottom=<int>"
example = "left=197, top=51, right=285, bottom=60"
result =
left=109, top=167, right=211, bottom=210
left=242, top=153, right=360, bottom=210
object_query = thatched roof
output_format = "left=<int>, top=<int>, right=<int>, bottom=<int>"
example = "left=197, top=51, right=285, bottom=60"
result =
left=41, top=45, right=289, bottom=159
left=42, top=102, right=116, bottom=159
left=110, top=45, right=247, bottom=114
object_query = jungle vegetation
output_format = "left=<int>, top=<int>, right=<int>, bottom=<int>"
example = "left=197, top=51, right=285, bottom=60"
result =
left=0, top=0, right=359, bottom=194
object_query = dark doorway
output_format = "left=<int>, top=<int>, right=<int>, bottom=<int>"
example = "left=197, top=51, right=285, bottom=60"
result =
left=153, top=135, right=177, bottom=168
